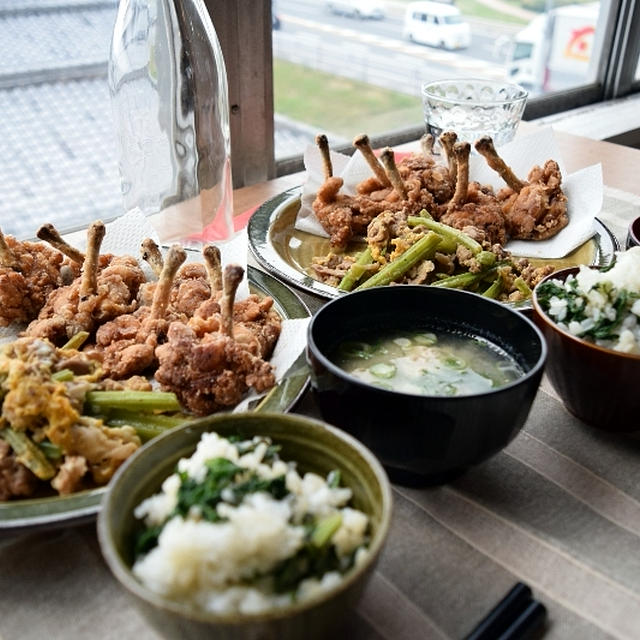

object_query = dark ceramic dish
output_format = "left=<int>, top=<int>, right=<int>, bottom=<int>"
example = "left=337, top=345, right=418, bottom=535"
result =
left=626, top=216, right=640, bottom=249
left=307, top=286, right=547, bottom=486
left=98, top=412, right=392, bottom=640
left=532, top=267, right=640, bottom=432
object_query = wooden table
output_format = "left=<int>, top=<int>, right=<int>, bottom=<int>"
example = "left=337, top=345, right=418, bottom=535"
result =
left=2, top=130, right=640, bottom=640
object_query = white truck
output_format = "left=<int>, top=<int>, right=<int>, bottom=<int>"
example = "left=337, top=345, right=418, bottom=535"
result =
left=505, top=2, right=601, bottom=93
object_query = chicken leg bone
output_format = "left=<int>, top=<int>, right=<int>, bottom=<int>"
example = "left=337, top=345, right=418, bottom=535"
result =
left=220, top=264, right=244, bottom=338
left=439, top=131, right=458, bottom=178
left=203, top=245, right=222, bottom=295
left=353, top=134, right=391, bottom=187
left=80, top=221, right=106, bottom=300
left=447, top=142, right=471, bottom=214
left=316, top=134, right=334, bottom=180
left=140, top=238, right=164, bottom=277
left=379, top=147, right=407, bottom=201
left=150, top=244, right=186, bottom=319
left=475, top=136, right=525, bottom=192
left=420, top=133, right=435, bottom=157
left=0, top=227, right=18, bottom=269
left=37, top=223, right=85, bottom=264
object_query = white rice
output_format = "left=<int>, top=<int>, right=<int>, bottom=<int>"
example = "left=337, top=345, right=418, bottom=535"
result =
left=132, top=431, right=370, bottom=614
left=540, top=247, right=640, bottom=354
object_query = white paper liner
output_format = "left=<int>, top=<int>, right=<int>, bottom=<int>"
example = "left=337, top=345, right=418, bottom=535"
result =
left=295, top=127, right=603, bottom=260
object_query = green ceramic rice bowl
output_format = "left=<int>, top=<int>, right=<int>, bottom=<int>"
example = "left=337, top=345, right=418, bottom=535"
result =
left=97, top=412, right=392, bottom=640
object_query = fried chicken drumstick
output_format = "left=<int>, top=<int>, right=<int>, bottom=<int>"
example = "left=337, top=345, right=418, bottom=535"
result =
left=138, top=238, right=212, bottom=316
left=312, top=134, right=377, bottom=249
left=395, top=134, right=455, bottom=207
left=155, top=265, right=278, bottom=416
left=475, top=136, right=569, bottom=240
left=313, top=132, right=458, bottom=249
left=440, top=141, right=507, bottom=246
left=24, top=221, right=146, bottom=345
left=93, top=244, right=187, bottom=379
left=378, top=145, right=449, bottom=217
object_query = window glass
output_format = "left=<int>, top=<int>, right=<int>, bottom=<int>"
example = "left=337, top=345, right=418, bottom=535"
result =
left=273, top=0, right=611, bottom=160
left=1, top=0, right=120, bottom=239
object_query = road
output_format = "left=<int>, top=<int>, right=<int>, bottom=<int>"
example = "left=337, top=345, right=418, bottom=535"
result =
left=275, top=0, right=520, bottom=95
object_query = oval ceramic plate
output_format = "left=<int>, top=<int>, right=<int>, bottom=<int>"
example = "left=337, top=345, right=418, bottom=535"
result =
left=0, top=266, right=309, bottom=536
left=248, top=187, right=620, bottom=307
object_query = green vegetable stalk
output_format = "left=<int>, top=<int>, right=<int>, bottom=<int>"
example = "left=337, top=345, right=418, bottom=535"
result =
left=355, top=232, right=442, bottom=290
left=0, top=427, right=56, bottom=480
left=430, top=268, right=496, bottom=290
left=513, top=277, right=532, bottom=298
left=103, top=410, right=190, bottom=442
left=338, top=247, right=375, bottom=291
left=51, top=368, right=74, bottom=382
left=407, top=215, right=483, bottom=255
left=482, top=274, right=504, bottom=299
left=84, top=390, right=181, bottom=413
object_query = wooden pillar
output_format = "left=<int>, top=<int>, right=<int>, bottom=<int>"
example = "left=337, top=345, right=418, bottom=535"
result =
left=202, top=0, right=276, bottom=188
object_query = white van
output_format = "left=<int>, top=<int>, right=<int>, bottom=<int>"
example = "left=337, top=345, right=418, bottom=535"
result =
left=403, top=2, right=471, bottom=50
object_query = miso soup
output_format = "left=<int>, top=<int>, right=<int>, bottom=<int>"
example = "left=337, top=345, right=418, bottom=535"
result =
left=333, top=329, right=523, bottom=396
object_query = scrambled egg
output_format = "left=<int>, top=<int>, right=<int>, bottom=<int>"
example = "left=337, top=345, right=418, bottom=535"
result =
left=0, top=337, right=140, bottom=493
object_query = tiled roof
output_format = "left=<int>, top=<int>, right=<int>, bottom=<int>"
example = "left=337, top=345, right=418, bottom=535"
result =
left=0, top=1, right=310, bottom=239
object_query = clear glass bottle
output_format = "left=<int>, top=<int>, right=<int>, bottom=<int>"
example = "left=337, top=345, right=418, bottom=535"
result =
left=108, top=0, right=233, bottom=242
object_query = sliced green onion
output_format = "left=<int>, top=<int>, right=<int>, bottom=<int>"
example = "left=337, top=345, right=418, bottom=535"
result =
left=51, top=368, right=74, bottom=382
left=369, top=362, right=396, bottom=379
left=62, top=331, right=90, bottom=350
left=310, top=513, right=342, bottom=547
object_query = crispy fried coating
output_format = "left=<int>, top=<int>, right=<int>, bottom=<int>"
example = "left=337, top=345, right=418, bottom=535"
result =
left=498, top=160, right=569, bottom=240
left=154, top=265, right=280, bottom=416
left=475, top=137, right=568, bottom=241
left=0, top=231, right=80, bottom=327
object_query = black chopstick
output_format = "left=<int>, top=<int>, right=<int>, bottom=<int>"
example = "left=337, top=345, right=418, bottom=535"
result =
left=463, top=582, right=547, bottom=640
left=497, top=599, right=547, bottom=640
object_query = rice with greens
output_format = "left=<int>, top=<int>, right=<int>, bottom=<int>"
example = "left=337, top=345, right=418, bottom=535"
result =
left=131, top=431, right=370, bottom=614
left=536, top=247, right=640, bottom=354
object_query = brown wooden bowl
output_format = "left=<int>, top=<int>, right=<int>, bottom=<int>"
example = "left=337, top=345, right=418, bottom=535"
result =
left=532, top=267, right=640, bottom=432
